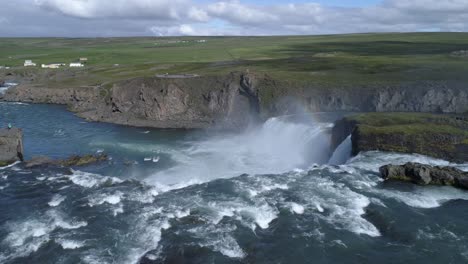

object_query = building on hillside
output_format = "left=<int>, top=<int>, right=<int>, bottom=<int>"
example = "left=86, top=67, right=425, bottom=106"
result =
left=79, top=58, right=88, bottom=62
left=24, top=60, right=37, bottom=67
left=69, top=62, right=84, bottom=67
left=41, top=63, right=64, bottom=69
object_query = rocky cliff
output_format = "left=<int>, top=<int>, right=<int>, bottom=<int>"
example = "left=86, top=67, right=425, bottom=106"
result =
left=1, top=72, right=263, bottom=129
left=76, top=72, right=262, bottom=129
left=331, top=113, right=468, bottom=162
left=0, top=128, right=24, bottom=166
left=2, top=72, right=468, bottom=129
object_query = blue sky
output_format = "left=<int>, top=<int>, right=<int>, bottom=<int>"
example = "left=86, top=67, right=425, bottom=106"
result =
left=0, top=0, right=467, bottom=37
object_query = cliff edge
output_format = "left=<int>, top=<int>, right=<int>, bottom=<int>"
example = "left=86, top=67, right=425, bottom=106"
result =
left=331, top=113, right=468, bottom=162
left=2, top=72, right=468, bottom=129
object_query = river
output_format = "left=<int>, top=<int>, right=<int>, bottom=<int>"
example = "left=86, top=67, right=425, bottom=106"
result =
left=1, top=97, right=468, bottom=263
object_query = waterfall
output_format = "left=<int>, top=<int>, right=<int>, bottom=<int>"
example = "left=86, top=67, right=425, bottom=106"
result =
left=145, top=117, right=331, bottom=187
left=328, top=135, right=352, bottom=165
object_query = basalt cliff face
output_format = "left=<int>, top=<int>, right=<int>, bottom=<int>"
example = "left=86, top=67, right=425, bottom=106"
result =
left=331, top=113, right=468, bottom=163
left=2, top=72, right=468, bottom=129
left=2, top=72, right=262, bottom=129
left=79, top=72, right=262, bottom=129
left=266, top=81, right=468, bottom=115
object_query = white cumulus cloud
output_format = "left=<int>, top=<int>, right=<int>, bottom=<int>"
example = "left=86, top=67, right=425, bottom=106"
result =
left=0, top=0, right=467, bottom=36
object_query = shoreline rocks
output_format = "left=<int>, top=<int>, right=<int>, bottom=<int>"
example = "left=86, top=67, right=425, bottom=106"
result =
left=0, top=128, right=24, bottom=166
left=380, top=163, right=468, bottom=189
left=25, top=154, right=108, bottom=168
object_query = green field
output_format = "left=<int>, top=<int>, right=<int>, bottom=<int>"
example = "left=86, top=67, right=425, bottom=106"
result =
left=1, top=32, right=468, bottom=88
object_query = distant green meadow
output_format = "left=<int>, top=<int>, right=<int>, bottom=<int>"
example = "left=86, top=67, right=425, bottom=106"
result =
left=1, top=33, right=468, bottom=88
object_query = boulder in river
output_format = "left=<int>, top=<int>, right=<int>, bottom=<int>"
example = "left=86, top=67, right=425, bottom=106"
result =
left=0, top=128, right=24, bottom=166
left=379, top=162, right=468, bottom=189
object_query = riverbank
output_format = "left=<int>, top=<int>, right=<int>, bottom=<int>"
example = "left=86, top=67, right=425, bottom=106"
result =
left=2, top=72, right=468, bottom=130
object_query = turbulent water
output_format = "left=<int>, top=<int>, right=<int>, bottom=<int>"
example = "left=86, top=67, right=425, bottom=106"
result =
left=1, top=101, right=468, bottom=264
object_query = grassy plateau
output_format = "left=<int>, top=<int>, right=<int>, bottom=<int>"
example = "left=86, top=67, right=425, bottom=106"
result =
left=1, top=32, right=468, bottom=88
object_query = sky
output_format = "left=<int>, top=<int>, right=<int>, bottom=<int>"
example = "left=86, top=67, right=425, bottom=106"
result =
left=0, top=0, right=467, bottom=37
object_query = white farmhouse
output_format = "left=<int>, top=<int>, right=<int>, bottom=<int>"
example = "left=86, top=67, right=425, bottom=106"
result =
left=42, top=63, right=63, bottom=69
left=24, top=60, right=37, bottom=67
left=69, top=62, right=84, bottom=67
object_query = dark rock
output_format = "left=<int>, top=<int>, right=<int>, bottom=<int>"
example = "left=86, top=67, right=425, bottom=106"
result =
left=60, top=154, right=108, bottom=167
left=330, top=117, right=357, bottom=153
left=25, top=156, right=54, bottom=168
left=0, top=128, right=24, bottom=166
left=25, top=154, right=108, bottom=168
left=379, top=163, right=468, bottom=189
left=379, top=165, right=408, bottom=182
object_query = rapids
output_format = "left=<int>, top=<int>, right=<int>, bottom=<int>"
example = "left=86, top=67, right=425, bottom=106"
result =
left=1, top=102, right=468, bottom=264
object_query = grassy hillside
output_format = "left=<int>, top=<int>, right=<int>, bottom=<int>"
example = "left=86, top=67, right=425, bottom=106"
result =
left=1, top=33, right=468, bottom=88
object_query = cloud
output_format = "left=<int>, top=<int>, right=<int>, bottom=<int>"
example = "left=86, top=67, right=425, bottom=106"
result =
left=1, top=0, right=468, bottom=37
left=207, top=1, right=278, bottom=25
left=34, top=0, right=196, bottom=21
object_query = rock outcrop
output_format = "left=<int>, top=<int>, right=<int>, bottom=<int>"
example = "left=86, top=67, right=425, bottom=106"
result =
left=0, top=128, right=24, bottom=166
left=380, top=163, right=468, bottom=189
left=266, top=81, right=468, bottom=115
left=25, top=154, right=108, bottom=168
left=331, top=113, right=468, bottom=162
left=2, top=72, right=468, bottom=129
left=2, top=72, right=262, bottom=130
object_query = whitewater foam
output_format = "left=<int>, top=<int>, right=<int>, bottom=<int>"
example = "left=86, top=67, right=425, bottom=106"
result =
left=189, top=224, right=246, bottom=259
left=68, top=170, right=122, bottom=188
left=48, top=194, right=66, bottom=207
left=1, top=209, right=87, bottom=261
left=56, top=239, right=85, bottom=250
left=88, top=191, right=123, bottom=207
left=146, top=117, right=331, bottom=188
left=290, top=202, right=305, bottom=214
left=0, top=161, right=20, bottom=170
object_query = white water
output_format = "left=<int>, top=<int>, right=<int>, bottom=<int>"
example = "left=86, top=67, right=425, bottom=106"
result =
left=145, top=117, right=331, bottom=188
left=0, top=82, right=17, bottom=95
left=328, top=135, right=352, bottom=165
